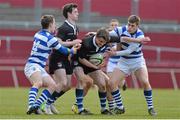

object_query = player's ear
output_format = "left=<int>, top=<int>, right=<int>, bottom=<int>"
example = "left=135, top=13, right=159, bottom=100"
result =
left=49, top=23, right=52, bottom=28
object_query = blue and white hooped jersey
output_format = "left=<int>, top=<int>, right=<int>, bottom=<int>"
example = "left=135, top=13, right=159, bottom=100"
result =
left=108, top=43, right=120, bottom=63
left=108, top=27, right=121, bottom=63
left=110, top=25, right=144, bottom=59
left=27, top=29, right=62, bottom=68
left=99, top=43, right=120, bottom=63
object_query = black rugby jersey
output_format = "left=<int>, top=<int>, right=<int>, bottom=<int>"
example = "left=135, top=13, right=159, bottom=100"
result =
left=52, top=20, right=79, bottom=58
left=78, top=35, right=104, bottom=60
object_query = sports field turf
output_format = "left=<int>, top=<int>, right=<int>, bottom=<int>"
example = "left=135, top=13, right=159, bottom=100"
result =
left=0, top=88, right=180, bottom=119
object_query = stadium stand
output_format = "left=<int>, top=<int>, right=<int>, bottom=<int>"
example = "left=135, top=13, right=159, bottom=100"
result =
left=148, top=72, right=173, bottom=88
left=175, top=73, right=180, bottom=88
left=0, top=70, right=14, bottom=86
left=139, top=0, right=180, bottom=22
left=146, top=33, right=180, bottom=48
left=91, top=0, right=131, bottom=16
left=0, top=0, right=83, bottom=10
left=0, top=0, right=180, bottom=89
left=1, top=30, right=180, bottom=88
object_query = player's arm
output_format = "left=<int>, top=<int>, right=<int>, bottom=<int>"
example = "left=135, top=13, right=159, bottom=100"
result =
left=121, top=36, right=151, bottom=44
left=107, top=44, right=139, bottom=56
left=109, top=27, right=151, bottom=44
left=78, top=46, right=99, bottom=69
left=48, top=37, right=81, bottom=55
left=56, top=38, right=82, bottom=47
left=79, top=57, right=99, bottom=69
left=56, top=26, right=82, bottom=47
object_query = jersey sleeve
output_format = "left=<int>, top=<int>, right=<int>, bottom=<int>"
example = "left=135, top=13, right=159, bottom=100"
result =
left=136, top=30, right=144, bottom=38
left=48, top=37, right=70, bottom=55
left=115, top=43, right=139, bottom=56
left=56, top=26, right=66, bottom=39
left=78, top=44, right=87, bottom=59
left=109, top=27, right=122, bottom=37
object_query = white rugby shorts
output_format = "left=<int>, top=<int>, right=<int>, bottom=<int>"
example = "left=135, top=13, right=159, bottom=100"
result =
left=116, top=56, right=146, bottom=75
left=106, top=60, right=118, bottom=73
left=24, top=63, right=49, bottom=78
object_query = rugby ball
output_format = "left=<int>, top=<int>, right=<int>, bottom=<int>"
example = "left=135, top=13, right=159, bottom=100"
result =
left=89, top=53, right=103, bottom=66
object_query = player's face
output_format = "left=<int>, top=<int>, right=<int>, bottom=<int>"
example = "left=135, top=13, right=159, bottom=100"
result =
left=69, top=8, right=79, bottom=21
left=110, top=21, right=119, bottom=30
left=127, top=22, right=138, bottom=34
left=96, top=37, right=107, bottom=47
left=49, top=18, right=56, bottom=33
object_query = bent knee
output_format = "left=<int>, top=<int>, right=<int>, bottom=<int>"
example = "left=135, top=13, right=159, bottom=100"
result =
left=34, top=81, right=43, bottom=88
left=97, top=83, right=106, bottom=91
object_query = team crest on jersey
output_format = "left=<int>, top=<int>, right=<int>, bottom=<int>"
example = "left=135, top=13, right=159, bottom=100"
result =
left=57, top=62, right=62, bottom=67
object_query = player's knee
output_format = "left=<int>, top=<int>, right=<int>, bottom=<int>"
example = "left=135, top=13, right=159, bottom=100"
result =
left=48, top=81, right=57, bottom=91
left=56, top=82, right=70, bottom=92
left=98, top=82, right=106, bottom=91
left=64, top=83, right=71, bottom=91
left=107, top=80, right=113, bottom=90
left=142, top=82, right=151, bottom=90
left=85, top=78, right=93, bottom=87
left=34, top=81, right=43, bottom=88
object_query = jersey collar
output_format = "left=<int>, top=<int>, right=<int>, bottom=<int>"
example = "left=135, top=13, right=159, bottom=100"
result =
left=93, top=35, right=100, bottom=52
left=65, top=20, right=76, bottom=31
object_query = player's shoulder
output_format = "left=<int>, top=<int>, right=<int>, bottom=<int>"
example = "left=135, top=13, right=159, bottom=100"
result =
left=58, top=22, right=69, bottom=31
left=137, top=28, right=143, bottom=33
left=82, top=35, right=94, bottom=49
left=83, top=34, right=94, bottom=42
left=136, top=28, right=144, bottom=37
left=42, top=31, right=55, bottom=41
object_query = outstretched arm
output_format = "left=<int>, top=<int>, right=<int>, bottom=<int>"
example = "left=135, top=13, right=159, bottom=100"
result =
left=121, top=36, right=151, bottom=44
left=49, top=37, right=81, bottom=55
left=57, top=38, right=82, bottom=47
left=107, top=44, right=138, bottom=56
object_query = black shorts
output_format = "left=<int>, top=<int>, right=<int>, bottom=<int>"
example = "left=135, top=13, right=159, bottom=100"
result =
left=49, top=52, right=73, bottom=75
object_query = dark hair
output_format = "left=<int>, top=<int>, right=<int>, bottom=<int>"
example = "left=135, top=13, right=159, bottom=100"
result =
left=41, top=15, right=54, bottom=29
left=128, top=15, right=141, bottom=25
left=62, top=3, right=78, bottom=19
left=96, top=28, right=110, bottom=42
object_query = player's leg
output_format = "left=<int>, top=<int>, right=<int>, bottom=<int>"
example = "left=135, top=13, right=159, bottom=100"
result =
left=106, top=61, right=117, bottom=111
left=89, top=70, right=112, bottom=115
left=24, top=63, right=43, bottom=114
left=106, top=72, right=115, bottom=111
left=106, top=60, right=127, bottom=111
left=44, top=61, right=72, bottom=114
left=73, top=66, right=93, bottom=115
left=26, top=66, right=56, bottom=115
left=34, top=74, right=56, bottom=108
left=108, top=68, right=126, bottom=114
left=120, top=79, right=127, bottom=91
left=134, top=65, right=157, bottom=116
left=46, top=69, right=71, bottom=114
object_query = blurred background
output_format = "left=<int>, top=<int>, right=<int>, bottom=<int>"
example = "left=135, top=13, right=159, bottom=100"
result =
left=0, top=0, right=180, bottom=89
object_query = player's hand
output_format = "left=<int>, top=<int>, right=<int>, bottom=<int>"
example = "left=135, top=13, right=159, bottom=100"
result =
left=68, top=54, right=72, bottom=62
left=73, top=39, right=82, bottom=45
left=106, top=49, right=116, bottom=56
left=71, top=43, right=81, bottom=54
left=68, top=43, right=81, bottom=62
left=85, top=32, right=96, bottom=36
left=138, top=37, right=151, bottom=44
left=98, top=60, right=106, bottom=68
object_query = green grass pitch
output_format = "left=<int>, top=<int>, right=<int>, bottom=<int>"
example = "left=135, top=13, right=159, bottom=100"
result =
left=0, top=87, right=180, bottom=119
